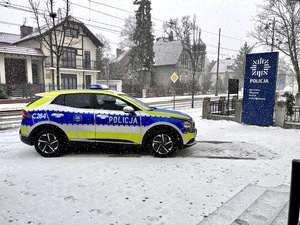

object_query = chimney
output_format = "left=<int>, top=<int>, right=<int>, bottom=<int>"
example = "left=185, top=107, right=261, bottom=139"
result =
left=168, top=31, right=174, bottom=41
left=20, top=25, right=33, bottom=38
left=116, top=48, right=123, bottom=58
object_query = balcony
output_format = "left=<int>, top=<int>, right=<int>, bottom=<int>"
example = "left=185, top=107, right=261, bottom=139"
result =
left=45, top=57, right=100, bottom=70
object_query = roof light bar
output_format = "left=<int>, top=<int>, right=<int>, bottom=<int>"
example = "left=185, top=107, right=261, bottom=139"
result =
left=89, top=84, right=109, bottom=90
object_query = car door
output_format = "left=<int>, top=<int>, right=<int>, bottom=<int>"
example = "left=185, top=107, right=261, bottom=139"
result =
left=47, top=93, right=95, bottom=141
left=94, top=93, right=141, bottom=144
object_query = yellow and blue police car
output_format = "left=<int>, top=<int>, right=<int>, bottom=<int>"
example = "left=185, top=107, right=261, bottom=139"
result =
left=19, top=84, right=197, bottom=157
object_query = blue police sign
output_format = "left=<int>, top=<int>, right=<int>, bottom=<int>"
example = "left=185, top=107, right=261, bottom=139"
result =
left=242, top=52, right=279, bottom=126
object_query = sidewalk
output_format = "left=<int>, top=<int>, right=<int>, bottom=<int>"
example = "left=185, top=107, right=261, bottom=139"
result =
left=0, top=103, right=28, bottom=111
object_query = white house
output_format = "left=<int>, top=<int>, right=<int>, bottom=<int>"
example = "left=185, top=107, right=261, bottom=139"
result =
left=0, top=16, right=103, bottom=97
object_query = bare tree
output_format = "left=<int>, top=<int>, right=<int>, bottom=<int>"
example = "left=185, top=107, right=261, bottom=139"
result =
left=164, top=15, right=206, bottom=107
left=29, top=0, right=77, bottom=90
left=163, top=15, right=194, bottom=47
left=251, top=0, right=300, bottom=93
left=119, top=16, right=136, bottom=50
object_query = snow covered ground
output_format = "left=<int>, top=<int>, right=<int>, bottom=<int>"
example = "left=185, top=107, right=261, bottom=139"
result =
left=1, top=103, right=300, bottom=224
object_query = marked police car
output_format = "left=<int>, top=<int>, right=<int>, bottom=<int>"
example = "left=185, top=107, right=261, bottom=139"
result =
left=19, top=84, right=197, bottom=157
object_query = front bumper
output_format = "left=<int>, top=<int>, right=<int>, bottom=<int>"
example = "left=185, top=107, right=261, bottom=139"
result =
left=183, top=128, right=197, bottom=148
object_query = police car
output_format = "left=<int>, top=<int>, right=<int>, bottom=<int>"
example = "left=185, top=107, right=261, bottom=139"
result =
left=19, top=84, right=197, bottom=157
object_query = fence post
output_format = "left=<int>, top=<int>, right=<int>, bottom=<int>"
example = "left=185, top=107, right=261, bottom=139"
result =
left=274, top=101, right=287, bottom=128
left=288, top=159, right=300, bottom=225
left=28, top=82, right=32, bottom=98
left=219, top=96, right=226, bottom=115
left=234, top=99, right=243, bottom=123
left=202, top=97, right=210, bottom=119
left=25, top=83, right=28, bottom=98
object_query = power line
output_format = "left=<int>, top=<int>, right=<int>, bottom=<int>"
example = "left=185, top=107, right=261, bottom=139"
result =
left=71, top=2, right=124, bottom=21
left=0, top=1, right=250, bottom=45
left=72, top=1, right=164, bottom=34
left=0, top=2, right=249, bottom=55
left=86, top=0, right=166, bottom=23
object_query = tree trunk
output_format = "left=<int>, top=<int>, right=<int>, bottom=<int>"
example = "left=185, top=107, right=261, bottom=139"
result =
left=56, top=57, right=60, bottom=90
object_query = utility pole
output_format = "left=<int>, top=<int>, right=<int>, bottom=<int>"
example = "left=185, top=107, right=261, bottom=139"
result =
left=271, top=17, right=275, bottom=52
left=215, top=28, right=221, bottom=96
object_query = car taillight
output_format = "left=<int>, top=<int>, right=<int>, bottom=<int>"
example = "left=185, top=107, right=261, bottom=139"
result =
left=22, top=110, right=31, bottom=118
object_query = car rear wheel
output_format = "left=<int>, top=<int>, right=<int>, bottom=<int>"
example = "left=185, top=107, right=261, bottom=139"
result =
left=34, top=129, right=66, bottom=157
left=148, top=128, right=178, bottom=157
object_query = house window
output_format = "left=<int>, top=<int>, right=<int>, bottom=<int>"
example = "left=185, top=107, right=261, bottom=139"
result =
left=85, top=75, right=91, bottom=88
left=83, top=51, right=91, bottom=69
left=64, top=23, right=79, bottom=38
left=61, top=48, right=76, bottom=68
left=32, top=63, right=38, bottom=84
left=180, top=53, right=190, bottom=68
left=61, top=74, right=77, bottom=89
left=65, top=28, right=78, bottom=38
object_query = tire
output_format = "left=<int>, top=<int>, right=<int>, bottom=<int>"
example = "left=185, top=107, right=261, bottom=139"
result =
left=34, top=129, right=66, bottom=157
left=148, top=128, right=178, bottom=157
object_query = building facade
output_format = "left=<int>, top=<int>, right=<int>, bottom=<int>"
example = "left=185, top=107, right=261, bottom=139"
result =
left=210, top=58, right=236, bottom=94
left=0, top=16, right=103, bottom=97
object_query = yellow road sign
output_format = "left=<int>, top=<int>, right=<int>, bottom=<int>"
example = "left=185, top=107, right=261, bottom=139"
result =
left=171, top=73, right=178, bottom=83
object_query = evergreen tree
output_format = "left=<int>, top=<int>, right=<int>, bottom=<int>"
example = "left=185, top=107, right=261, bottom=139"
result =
left=233, top=42, right=254, bottom=90
left=128, top=0, right=155, bottom=97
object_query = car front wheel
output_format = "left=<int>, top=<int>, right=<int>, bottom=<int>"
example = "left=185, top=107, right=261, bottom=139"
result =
left=148, top=129, right=178, bottom=157
left=34, top=129, right=66, bottom=157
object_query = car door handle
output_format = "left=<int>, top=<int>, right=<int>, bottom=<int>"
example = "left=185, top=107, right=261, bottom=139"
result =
left=51, top=113, right=64, bottom=118
left=97, top=114, right=108, bottom=119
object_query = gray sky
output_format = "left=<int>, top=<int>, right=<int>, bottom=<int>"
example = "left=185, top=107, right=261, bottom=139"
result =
left=0, top=0, right=263, bottom=60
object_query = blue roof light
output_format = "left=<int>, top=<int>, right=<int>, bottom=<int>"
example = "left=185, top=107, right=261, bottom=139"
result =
left=89, top=84, right=109, bottom=90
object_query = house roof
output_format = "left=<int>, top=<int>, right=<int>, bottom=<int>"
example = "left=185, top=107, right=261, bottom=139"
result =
left=0, top=32, right=20, bottom=44
left=153, top=39, right=185, bottom=66
left=116, top=50, right=129, bottom=63
left=0, top=44, right=45, bottom=57
left=13, top=16, right=103, bottom=48
left=210, top=58, right=235, bottom=74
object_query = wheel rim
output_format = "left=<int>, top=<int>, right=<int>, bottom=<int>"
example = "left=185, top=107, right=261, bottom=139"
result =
left=152, top=134, right=173, bottom=155
left=37, top=133, right=59, bottom=154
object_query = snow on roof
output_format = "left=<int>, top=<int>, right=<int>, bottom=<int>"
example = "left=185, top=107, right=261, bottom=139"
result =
left=210, top=58, right=235, bottom=74
left=153, top=39, right=184, bottom=66
left=0, top=32, right=20, bottom=44
left=0, top=44, right=45, bottom=57
left=116, top=50, right=129, bottom=63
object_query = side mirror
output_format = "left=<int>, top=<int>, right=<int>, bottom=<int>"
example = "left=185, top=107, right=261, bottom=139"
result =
left=123, top=106, right=135, bottom=114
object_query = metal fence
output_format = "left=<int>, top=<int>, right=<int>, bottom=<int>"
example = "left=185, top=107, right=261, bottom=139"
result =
left=209, top=99, right=236, bottom=116
left=45, top=57, right=99, bottom=70
left=44, top=83, right=88, bottom=92
left=1, top=83, right=93, bottom=98
left=0, top=83, right=44, bottom=98
left=285, top=106, right=300, bottom=123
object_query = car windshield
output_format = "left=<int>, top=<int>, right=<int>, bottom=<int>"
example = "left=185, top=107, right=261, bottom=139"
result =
left=119, top=94, right=153, bottom=111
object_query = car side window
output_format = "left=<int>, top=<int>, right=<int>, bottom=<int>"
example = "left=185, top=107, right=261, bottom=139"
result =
left=52, top=93, right=92, bottom=108
left=51, top=95, right=65, bottom=106
left=96, top=94, right=128, bottom=110
left=65, top=94, right=93, bottom=108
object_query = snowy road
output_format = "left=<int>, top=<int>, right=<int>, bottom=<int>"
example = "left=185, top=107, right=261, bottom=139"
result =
left=1, top=108, right=300, bottom=225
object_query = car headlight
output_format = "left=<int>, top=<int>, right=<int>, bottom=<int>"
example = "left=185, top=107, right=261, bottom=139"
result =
left=182, top=120, right=193, bottom=133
